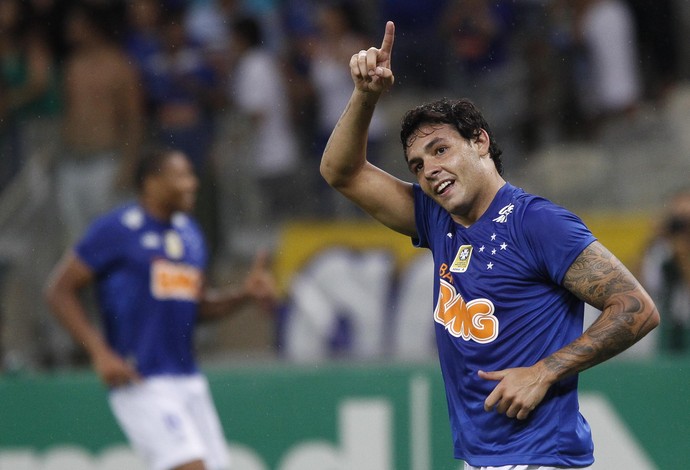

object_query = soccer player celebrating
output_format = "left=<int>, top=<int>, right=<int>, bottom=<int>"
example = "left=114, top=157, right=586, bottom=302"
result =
left=320, top=21, right=659, bottom=469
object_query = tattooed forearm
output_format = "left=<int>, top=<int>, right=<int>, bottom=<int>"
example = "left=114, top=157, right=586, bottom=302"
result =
left=543, top=305, right=637, bottom=378
left=542, top=241, right=659, bottom=381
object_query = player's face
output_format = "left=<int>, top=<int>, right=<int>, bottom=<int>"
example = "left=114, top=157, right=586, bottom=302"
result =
left=405, top=123, right=496, bottom=225
left=156, top=152, right=198, bottom=213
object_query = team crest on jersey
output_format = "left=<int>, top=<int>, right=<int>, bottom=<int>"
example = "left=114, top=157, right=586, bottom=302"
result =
left=450, top=245, right=473, bottom=273
left=164, top=230, right=184, bottom=259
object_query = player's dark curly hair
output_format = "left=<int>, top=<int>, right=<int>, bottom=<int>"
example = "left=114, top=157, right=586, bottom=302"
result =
left=400, top=98, right=504, bottom=175
left=134, top=146, right=180, bottom=192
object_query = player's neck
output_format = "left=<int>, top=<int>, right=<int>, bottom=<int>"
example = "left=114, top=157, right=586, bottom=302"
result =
left=139, top=198, right=174, bottom=224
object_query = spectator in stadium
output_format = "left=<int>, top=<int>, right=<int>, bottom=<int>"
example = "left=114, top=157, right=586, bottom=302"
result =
left=225, top=14, right=300, bottom=224
left=305, top=0, right=387, bottom=217
left=123, top=0, right=163, bottom=80
left=639, top=188, right=690, bottom=355
left=320, top=21, right=659, bottom=468
left=571, top=0, right=641, bottom=134
left=56, top=1, right=144, bottom=245
left=136, top=4, right=222, bottom=176
left=44, top=147, right=278, bottom=470
left=627, top=0, right=680, bottom=102
left=440, top=0, right=524, bottom=162
left=0, top=0, right=61, bottom=192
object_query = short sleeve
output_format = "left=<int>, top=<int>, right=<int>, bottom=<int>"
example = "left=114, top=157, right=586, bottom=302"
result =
left=521, top=199, right=597, bottom=284
left=413, top=184, right=447, bottom=249
left=75, top=215, right=125, bottom=275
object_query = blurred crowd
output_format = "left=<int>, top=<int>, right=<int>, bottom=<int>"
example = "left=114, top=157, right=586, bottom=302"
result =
left=1, top=0, right=689, bottom=370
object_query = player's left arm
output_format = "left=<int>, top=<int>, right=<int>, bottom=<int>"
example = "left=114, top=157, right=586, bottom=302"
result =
left=547, top=240, right=660, bottom=374
left=481, top=240, right=660, bottom=419
left=198, top=250, right=278, bottom=320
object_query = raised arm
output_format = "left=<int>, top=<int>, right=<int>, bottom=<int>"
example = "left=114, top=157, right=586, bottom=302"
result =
left=319, top=21, right=417, bottom=237
left=481, top=241, right=659, bottom=419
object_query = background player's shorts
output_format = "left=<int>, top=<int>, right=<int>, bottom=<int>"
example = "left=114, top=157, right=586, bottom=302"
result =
left=464, top=465, right=593, bottom=470
left=109, top=374, right=230, bottom=470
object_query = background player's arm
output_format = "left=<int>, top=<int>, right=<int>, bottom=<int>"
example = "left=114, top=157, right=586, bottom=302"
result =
left=43, top=252, right=141, bottom=387
left=319, top=21, right=417, bottom=237
left=481, top=241, right=659, bottom=419
left=199, top=250, right=278, bottom=320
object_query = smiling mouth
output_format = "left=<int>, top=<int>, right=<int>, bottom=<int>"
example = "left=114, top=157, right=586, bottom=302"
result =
left=436, top=180, right=453, bottom=195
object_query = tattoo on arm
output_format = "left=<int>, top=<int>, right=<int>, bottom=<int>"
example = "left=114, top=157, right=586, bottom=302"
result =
left=545, top=242, right=658, bottom=379
left=360, top=99, right=375, bottom=111
left=563, top=241, right=638, bottom=309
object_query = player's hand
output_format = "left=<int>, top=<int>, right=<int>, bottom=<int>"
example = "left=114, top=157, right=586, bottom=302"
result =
left=243, top=249, right=279, bottom=312
left=479, top=365, right=552, bottom=420
left=92, top=348, right=141, bottom=388
left=350, top=21, right=395, bottom=94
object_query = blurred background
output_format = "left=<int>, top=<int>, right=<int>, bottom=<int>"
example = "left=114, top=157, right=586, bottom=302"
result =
left=1, top=0, right=690, bottom=468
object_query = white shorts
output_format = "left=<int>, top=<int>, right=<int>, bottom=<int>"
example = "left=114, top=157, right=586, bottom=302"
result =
left=464, top=465, right=593, bottom=470
left=109, top=374, right=230, bottom=470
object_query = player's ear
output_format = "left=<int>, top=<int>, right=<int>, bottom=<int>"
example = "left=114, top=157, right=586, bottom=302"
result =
left=473, top=128, right=491, bottom=155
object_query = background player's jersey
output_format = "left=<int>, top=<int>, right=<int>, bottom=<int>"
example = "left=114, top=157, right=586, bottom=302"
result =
left=76, top=204, right=208, bottom=377
left=413, top=183, right=597, bottom=467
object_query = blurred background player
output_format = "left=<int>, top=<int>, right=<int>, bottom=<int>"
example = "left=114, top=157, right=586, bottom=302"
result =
left=44, top=147, right=277, bottom=470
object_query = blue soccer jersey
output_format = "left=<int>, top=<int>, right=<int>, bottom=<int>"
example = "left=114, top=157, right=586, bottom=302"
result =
left=413, top=183, right=597, bottom=467
left=75, top=204, right=208, bottom=377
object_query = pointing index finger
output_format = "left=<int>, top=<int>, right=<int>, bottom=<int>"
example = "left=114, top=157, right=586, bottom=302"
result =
left=380, top=21, right=395, bottom=58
